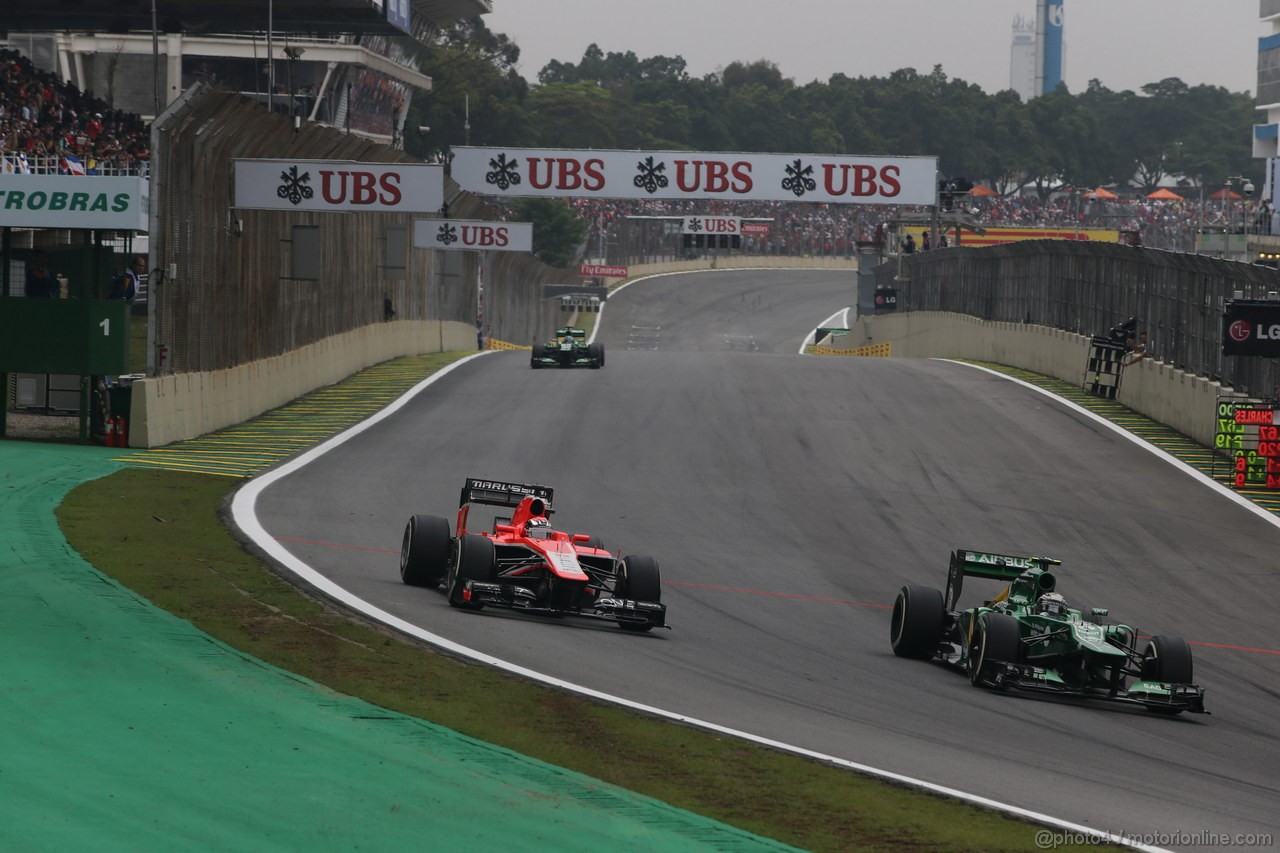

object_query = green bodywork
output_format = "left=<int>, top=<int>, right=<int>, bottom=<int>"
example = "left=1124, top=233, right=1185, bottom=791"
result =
left=916, top=549, right=1207, bottom=714
left=531, top=327, right=602, bottom=369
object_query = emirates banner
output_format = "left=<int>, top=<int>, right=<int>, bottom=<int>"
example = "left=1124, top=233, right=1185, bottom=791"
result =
left=234, top=159, right=443, bottom=212
left=412, top=219, right=533, bottom=252
left=451, top=147, right=938, bottom=205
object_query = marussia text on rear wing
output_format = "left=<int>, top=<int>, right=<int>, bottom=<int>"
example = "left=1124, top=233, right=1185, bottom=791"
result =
left=946, top=549, right=1062, bottom=609
left=460, top=478, right=555, bottom=511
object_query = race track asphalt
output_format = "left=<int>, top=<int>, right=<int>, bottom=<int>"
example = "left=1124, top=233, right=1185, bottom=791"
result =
left=252, top=269, right=1280, bottom=850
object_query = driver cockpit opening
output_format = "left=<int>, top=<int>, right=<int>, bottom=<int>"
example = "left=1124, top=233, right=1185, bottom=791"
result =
left=525, top=517, right=553, bottom=539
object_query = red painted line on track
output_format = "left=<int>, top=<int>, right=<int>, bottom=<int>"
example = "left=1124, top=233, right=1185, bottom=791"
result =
left=276, top=535, right=398, bottom=554
left=663, top=579, right=892, bottom=609
left=274, top=536, right=1280, bottom=656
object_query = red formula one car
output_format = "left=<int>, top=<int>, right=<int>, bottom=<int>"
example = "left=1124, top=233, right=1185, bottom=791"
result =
left=399, top=478, right=667, bottom=631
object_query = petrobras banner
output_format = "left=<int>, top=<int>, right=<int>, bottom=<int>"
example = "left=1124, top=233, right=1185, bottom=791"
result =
left=234, top=159, right=443, bottom=212
left=412, top=219, right=533, bottom=252
left=681, top=215, right=740, bottom=235
left=0, top=173, right=148, bottom=230
left=451, top=147, right=938, bottom=205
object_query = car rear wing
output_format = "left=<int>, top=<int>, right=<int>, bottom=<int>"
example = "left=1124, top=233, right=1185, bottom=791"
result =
left=460, top=478, right=554, bottom=512
left=946, top=549, right=1061, bottom=609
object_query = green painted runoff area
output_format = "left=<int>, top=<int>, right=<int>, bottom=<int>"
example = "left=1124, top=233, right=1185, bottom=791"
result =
left=0, top=441, right=794, bottom=852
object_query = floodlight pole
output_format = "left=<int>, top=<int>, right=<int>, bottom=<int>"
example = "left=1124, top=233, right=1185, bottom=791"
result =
left=267, top=0, right=274, bottom=114
left=151, top=0, right=160, bottom=115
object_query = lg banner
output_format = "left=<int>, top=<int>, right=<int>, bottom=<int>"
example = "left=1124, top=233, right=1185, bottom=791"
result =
left=451, top=147, right=938, bottom=205
left=234, top=159, right=443, bottom=212
left=412, top=219, right=533, bottom=252
left=1223, top=300, right=1280, bottom=356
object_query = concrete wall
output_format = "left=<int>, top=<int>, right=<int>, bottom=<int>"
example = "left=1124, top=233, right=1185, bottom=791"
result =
left=129, top=319, right=475, bottom=447
left=124, top=257, right=855, bottom=448
left=620, top=255, right=858, bottom=282
left=848, top=311, right=1233, bottom=448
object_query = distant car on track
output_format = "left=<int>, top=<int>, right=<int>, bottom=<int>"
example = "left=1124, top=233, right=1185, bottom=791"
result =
left=890, top=549, right=1207, bottom=714
left=400, top=478, right=665, bottom=631
left=531, top=326, right=604, bottom=369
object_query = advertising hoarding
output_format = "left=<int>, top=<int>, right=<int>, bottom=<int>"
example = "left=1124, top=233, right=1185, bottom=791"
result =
left=234, top=160, right=443, bottom=213
left=412, top=219, right=533, bottom=252
left=452, top=147, right=938, bottom=205
left=0, top=174, right=148, bottom=231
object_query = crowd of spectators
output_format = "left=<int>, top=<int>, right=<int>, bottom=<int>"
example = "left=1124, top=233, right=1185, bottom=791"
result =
left=0, top=48, right=150, bottom=176
left=1, top=44, right=1259, bottom=258
left=544, top=191, right=1263, bottom=260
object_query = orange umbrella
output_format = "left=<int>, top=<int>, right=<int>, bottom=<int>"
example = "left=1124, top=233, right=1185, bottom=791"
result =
left=1092, top=187, right=1119, bottom=199
left=1146, top=188, right=1183, bottom=200
left=1209, top=188, right=1242, bottom=200
left=968, top=184, right=998, bottom=197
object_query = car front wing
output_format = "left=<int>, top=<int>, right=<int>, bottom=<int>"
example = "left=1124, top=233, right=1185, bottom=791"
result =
left=464, top=581, right=667, bottom=628
left=980, top=661, right=1208, bottom=713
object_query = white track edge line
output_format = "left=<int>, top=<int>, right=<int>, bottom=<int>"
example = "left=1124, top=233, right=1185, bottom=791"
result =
left=226, top=341, right=1171, bottom=853
left=944, top=359, right=1280, bottom=528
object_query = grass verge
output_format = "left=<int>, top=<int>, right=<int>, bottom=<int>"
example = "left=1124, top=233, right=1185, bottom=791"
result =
left=55, top=373, right=1106, bottom=853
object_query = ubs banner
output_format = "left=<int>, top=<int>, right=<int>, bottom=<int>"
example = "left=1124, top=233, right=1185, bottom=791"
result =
left=1223, top=299, right=1280, bottom=357
left=234, top=159, right=443, bottom=212
left=451, top=146, right=938, bottom=205
left=412, top=219, right=533, bottom=252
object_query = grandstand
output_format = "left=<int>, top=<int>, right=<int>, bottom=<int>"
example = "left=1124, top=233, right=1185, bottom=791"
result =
left=0, top=1, right=489, bottom=142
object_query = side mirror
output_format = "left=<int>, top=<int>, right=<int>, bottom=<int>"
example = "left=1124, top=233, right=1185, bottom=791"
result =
left=571, top=533, right=591, bottom=543
left=1090, top=607, right=1110, bottom=619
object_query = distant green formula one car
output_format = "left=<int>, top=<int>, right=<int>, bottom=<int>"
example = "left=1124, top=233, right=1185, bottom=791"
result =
left=530, top=327, right=605, bottom=369
left=890, top=549, right=1207, bottom=714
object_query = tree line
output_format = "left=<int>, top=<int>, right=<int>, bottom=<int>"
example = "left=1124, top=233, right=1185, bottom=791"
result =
left=403, top=18, right=1261, bottom=200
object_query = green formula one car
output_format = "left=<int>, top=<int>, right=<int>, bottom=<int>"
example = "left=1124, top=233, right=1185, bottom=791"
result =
left=530, top=327, right=605, bottom=369
left=890, top=549, right=1207, bottom=714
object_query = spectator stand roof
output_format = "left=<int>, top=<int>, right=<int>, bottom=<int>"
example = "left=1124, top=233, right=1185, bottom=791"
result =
left=0, top=1, right=491, bottom=41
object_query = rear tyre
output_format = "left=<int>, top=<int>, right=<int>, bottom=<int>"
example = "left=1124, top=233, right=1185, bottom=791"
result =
left=1141, top=635, right=1193, bottom=714
left=581, top=535, right=604, bottom=550
left=400, top=515, right=451, bottom=587
left=968, top=612, right=1022, bottom=687
left=616, top=555, right=661, bottom=632
left=447, top=534, right=496, bottom=610
left=587, top=342, right=604, bottom=368
left=890, top=584, right=946, bottom=659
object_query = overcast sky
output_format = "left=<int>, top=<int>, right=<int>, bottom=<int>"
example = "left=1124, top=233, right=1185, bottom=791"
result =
left=484, top=0, right=1264, bottom=96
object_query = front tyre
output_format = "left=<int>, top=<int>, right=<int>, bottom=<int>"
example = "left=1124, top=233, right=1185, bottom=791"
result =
left=587, top=342, right=604, bottom=368
left=890, top=584, right=945, bottom=659
left=616, top=555, right=661, bottom=632
left=401, top=515, right=451, bottom=587
left=968, top=611, right=1021, bottom=688
left=447, top=534, right=496, bottom=610
left=1141, top=635, right=1194, bottom=714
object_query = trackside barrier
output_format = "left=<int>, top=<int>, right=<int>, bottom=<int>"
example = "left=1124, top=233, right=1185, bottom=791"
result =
left=486, top=339, right=532, bottom=352
left=813, top=342, right=892, bottom=357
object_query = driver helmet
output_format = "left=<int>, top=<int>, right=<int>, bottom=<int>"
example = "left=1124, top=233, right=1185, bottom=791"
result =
left=1036, top=592, right=1069, bottom=618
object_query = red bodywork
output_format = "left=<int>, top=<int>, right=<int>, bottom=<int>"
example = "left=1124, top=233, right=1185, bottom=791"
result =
left=457, top=493, right=604, bottom=581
